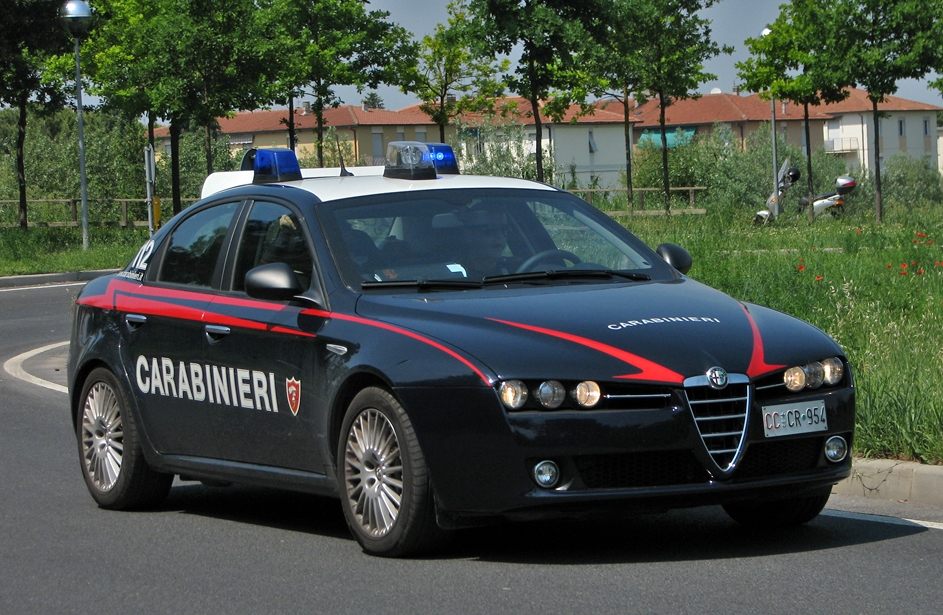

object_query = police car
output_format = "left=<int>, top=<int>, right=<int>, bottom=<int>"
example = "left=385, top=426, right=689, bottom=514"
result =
left=68, top=143, right=854, bottom=557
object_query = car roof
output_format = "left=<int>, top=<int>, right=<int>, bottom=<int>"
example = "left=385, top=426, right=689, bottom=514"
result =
left=202, top=168, right=559, bottom=202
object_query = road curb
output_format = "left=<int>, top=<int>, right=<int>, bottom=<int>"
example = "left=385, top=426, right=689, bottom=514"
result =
left=833, top=458, right=943, bottom=507
left=0, top=269, right=118, bottom=288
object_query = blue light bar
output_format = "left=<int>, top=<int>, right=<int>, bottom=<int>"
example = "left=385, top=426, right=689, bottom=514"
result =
left=426, top=143, right=459, bottom=174
left=253, top=148, right=302, bottom=184
left=384, top=142, right=437, bottom=180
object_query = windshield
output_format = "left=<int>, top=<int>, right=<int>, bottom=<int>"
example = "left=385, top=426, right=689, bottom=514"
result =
left=324, top=188, right=666, bottom=289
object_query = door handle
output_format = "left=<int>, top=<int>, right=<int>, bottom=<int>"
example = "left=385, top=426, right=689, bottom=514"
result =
left=204, top=324, right=231, bottom=343
left=125, top=314, right=147, bottom=331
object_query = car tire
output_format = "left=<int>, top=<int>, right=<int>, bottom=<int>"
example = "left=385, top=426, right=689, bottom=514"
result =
left=76, top=367, right=173, bottom=510
left=722, top=486, right=832, bottom=528
left=337, top=387, right=451, bottom=557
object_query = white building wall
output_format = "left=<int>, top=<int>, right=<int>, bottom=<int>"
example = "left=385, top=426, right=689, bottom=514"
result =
left=551, top=124, right=626, bottom=188
left=826, top=111, right=938, bottom=174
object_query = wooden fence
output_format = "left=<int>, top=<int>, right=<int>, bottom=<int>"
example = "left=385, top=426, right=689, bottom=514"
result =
left=570, top=186, right=708, bottom=216
left=0, top=198, right=198, bottom=228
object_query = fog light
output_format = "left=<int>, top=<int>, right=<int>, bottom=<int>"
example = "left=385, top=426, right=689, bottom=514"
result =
left=499, top=380, right=528, bottom=409
left=825, top=436, right=848, bottom=462
left=572, top=381, right=601, bottom=408
left=805, top=361, right=825, bottom=388
left=535, top=380, right=566, bottom=409
left=822, top=357, right=844, bottom=385
left=533, top=460, right=560, bottom=488
left=784, top=366, right=806, bottom=391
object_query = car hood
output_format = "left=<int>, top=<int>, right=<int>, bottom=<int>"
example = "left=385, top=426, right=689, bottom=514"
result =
left=354, top=278, right=844, bottom=385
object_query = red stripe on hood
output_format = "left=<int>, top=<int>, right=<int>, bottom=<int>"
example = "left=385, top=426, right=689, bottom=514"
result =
left=741, top=304, right=786, bottom=378
left=488, top=318, right=685, bottom=384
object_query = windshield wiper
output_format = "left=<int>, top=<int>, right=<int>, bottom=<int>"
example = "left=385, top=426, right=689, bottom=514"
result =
left=482, top=269, right=650, bottom=285
left=361, top=278, right=483, bottom=291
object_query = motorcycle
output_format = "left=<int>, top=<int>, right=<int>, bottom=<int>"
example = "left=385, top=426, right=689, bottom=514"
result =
left=797, top=175, right=856, bottom=218
left=753, top=160, right=857, bottom=224
left=753, top=159, right=800, bottom=225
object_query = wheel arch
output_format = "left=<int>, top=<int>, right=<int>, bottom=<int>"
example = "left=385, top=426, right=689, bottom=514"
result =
left=328, top=369, right=396, bottom=468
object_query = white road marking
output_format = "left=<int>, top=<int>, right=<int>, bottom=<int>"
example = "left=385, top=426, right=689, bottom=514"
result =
left=0, top=282, right=87, bottom=293
left=3, top=341, right=69, bottom=394
left=822, top=509, right=943, bottom=531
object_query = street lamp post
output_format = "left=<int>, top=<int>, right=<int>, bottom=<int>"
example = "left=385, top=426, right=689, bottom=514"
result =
left=761, top=27, right=779, bottom=219
left=59, top=1, right=93, bottom=251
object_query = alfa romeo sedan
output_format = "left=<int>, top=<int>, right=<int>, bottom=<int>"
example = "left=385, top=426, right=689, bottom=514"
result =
left=69, top=143, right=854, bottom=556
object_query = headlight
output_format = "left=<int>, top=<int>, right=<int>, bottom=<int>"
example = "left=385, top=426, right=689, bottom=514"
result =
left=822, top=357, right=844, bottom=385
left=535, top=380, right=566, bottom=409
left=783, top=357, right=844, bottom=391
left=784, top=366, right=806, bottom=391
left=499, top=380, right=528, bottom=409
left=572, top=381, right=601, bottom=408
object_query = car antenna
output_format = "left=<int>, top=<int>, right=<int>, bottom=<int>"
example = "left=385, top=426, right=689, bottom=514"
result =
left=335, top=133, right=353, bottom=177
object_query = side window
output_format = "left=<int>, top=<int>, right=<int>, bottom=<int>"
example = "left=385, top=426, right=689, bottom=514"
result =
left=157, top=201, right=239, bottom=286
left=232, top=201, right=313, bottom=292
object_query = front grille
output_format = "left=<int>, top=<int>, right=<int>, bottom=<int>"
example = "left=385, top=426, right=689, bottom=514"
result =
left=574, top=451, right=709, bottom=489
left=734, top=437, right=821, bottom=479
left=685, top=382, right=749, bottom=473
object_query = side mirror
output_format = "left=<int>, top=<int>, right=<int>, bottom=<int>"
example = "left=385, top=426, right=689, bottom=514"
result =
left=244, top=262, right=304, bottom=301
left=656, top=243, right=692, bottom=275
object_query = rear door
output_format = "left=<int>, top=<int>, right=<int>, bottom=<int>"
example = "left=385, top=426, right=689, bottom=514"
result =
left=121, top=200, right=241, bottom=457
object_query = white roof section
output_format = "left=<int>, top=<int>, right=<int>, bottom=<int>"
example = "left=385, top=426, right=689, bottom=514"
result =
left=201, top=168, right=555, bottom=202
left=201, top=166, right=385, bottom=199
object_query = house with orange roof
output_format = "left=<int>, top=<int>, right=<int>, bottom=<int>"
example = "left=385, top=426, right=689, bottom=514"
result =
left=157, top=101, right=454, bottom=166
left=599, top=88, right=940, bottom=174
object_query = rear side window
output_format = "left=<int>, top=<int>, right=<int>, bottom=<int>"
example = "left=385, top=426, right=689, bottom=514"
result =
left=157, top=201, right=239, bottom=287
left=232, top=201, right=313, bottom=292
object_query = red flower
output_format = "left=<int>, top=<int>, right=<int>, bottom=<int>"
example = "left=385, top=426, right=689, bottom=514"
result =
left=917, top=269, right=925, bottom=275
left=900, top=271, right=908, bottom=275
left=901, top=263, right=908, bottom=268
left=928, top=240, right=936, bottom=245
left=815, top=275, right=823, bottom=281
left=912, top=261, right=918, bottom=266
left=797, top=265, right=805, bottom=271
left=914, top=239, right=920, bottom=243
left=812, top=247, right=817, bottom=251
left=887, top=264, right=893, bottom=269
left=856, top=229, right=862, bottom=234
left=916, top=232, right=927, bottom=238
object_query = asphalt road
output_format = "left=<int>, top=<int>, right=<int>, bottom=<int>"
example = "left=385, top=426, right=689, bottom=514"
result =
left=3, top=282, right=943, bottom=614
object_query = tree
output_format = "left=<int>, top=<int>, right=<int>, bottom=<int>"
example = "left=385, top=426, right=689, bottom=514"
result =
left=837, top=0, right=942, bottom=222
left=586, top=0, right=649, bottom=205
left=631, top=0, right=731, bottom=211
left=265, top=0, right=418, bottom=168
left=469, top=0, right=604, bottom=183
left=0, top=0, right=70, bottom=228
left=404, top=0, right=507, bottom=143
left=361, top=91, right=385, bottom=109
left=86, top=0, right=274, bottom=214
left=737, top=0, right=849, bottom=221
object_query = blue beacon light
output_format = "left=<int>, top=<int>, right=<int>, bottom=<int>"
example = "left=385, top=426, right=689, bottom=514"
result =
left=253, top=148, right=302, bottom=184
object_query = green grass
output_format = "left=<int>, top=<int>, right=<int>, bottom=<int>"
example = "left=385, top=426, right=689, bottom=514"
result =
left=3, top=208, right=943, bottom=464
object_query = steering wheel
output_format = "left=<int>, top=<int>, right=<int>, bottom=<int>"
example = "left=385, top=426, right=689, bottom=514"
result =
left=515, top=249, right=582, bottom=273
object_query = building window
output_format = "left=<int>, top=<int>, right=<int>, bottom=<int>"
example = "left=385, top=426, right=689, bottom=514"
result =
left=924, top=117, right=931, bottom=136
left=898, top=118, right=906, bottom=137
left=588, top=130, right=598, bottom=153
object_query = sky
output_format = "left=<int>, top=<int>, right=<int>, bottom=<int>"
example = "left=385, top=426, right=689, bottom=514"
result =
left=331, top=0, right=943, bottom=110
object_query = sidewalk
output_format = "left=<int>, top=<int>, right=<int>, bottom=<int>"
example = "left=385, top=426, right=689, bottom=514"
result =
left=0, top=269, right=119, bottom=289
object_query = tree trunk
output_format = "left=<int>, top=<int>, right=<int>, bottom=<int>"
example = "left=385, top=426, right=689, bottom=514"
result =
left=170, top=121, right=182, bottom=215
left=16, top=92, right=28, bottom=230
left=871, top=98, right=883, bottom=223
left=287, top=94, right=296, bottom=151
left=439, top=96, right=447, bottom=142
left=204, top=124, right=213, bottom=176
left=530, top=91, right=544, bottom=183
left=658, top=91, right=670, bottom=213
left=622, top=86, right=634, bottom=208
left=804, top=103, right=814, bottom=223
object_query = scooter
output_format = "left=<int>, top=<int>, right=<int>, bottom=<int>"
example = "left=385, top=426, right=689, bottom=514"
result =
left=797, top=176, right=856, bottom=218
left=753, top=160, right=801, bottom=225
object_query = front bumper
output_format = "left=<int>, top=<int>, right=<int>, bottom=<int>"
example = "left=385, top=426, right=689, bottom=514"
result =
left=397, top=383, right=855, bottom=526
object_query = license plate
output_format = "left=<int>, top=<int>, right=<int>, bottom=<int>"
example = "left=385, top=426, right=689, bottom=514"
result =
left=762, top=400, right=828, bottom=438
